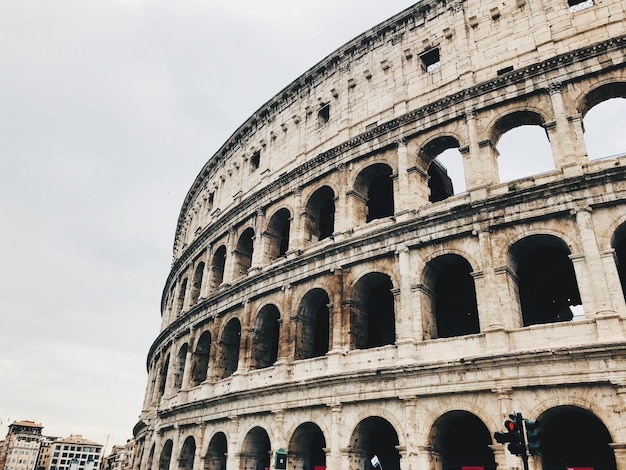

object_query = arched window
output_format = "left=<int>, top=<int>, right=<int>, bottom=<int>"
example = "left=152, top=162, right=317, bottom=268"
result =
left=288, top=423, right=326, bottom=470
left=234, top=228, right=255, bottom=277
left=511, top=235, right=582, bottom=326
left=158, top=441, right=173, bottom=470
left=351, top=273, right=395, bottom=349
left=304, top=186, right=335, bottom=242
left=191, top=331, right=211, bottom=386
left=425, top=254, right=479, bottom=338
left=539, top=406, right=616, bottom=470
left=216, top=318, right=241, bottom=380
left=493, top=111, right=555, bottom=183
left=265, top=208, right=291, bottom=261
left=157, top=354, right=170, bottom=398
left=349, top=417, right=400, bottom=470
left=173, top=343, right=188, bottom=390
left=239, top=428, right=271, bottom=470
left=209, top=245, right=227, bottom=289
left=251, top=305, right=280, bottom=369
left=354, top=163, right=395, bottom=223
left=176, top=278, right=188, bottom=316
left=190, top=262, right=205, bottom=305
left=205, top=433, right=227, bottom=470
left=580, top=82, right=626, bottom=160
left=429, top=411, right=496, bottom=470
left=420, top=136, right=466, bottom=202
left=294, top=289, right=330, bottom=360
left=179, top=437, right=196, bottom=470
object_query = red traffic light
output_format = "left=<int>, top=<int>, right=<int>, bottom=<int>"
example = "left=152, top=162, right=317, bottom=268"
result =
left=505, top=420, right=516, bottom=431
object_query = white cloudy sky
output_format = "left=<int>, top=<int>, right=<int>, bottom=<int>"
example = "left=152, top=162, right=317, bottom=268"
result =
left=0, top=0, right=625, bottom=454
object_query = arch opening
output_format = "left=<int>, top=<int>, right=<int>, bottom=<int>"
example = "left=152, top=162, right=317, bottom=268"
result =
left=205, top=433, right=227, bottom=470
left=179, top=437, right=196, bottom=470
left=430, top=411, right=496, bottom=470
left=210, top=245, right=227, bottom=290
left=234, top=228, right=255, bottom=277
left=191, top=331, right=211, bottom=386
left=355, top=163, right=395, bottom=223
left=266, top=208, right=291, bottom=261
left=511, top=235, right=582, bottom=326
left=426, top=255, right=479, bottom=338
left=305, top=186, right=336, bottom=243
left=251, top=305, right=281, bottom=369
left=158, top=440, right=173, bottom=470
left=173, top=343, right=188, bottom=391
left=352, top=273, right=395, bottom=349
left=288, top=422, right=327, bottom=470
left=582, top=91, right=626, bottom=161
left=349, top=417, right=400, bottom=470
left=216, top=318, right=241, bottom=380
left=190, top=261, right=205, bottom=305
left=295, top=289, right=331, bottom=360
left=239, top=427, right=271, bottom=470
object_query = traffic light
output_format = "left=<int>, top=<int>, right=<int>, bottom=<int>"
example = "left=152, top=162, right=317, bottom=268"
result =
left=524, top=419, right=542, bottom=456
left=494, top=413, right=525, bottom=456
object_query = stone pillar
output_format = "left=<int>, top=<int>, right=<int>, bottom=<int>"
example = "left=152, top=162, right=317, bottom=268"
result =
left=610, top=444, right=626, bottom=470
left=279, top=284, right=294, bottom=362
left=328, top=404, right=343, bottom=470
left=226, top=418, right=240, bottom=470
left=401, top=398, right=420, bottom=470
left=289, top=188, right=305, bottom=255
left=602, top=249, right=626, bottom=317
left=334, top=164, right=352, bottom=236
left=251, top=208, right=266, bottom=271
left=223, top=227, right=237, bottom=284
left=464, top=108, right=498, bottom=191
left=545, top=81, right=587, bottom=175
left=396, top=244, right=418, bottom=361
left=330, top=268, right=346, bottom=352
left=572, top=206, right=617, bottom=319
left=395, top=140, right=421, bottom=218
left=473, top=228, right=505, bottom=331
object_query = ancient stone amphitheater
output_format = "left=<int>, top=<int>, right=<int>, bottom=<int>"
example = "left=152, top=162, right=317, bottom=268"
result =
left=133, top=1, right=626, bottom=470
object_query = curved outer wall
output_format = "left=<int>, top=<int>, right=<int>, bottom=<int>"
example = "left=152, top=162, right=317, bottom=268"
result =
left=134, top=1, right=626, bottom=470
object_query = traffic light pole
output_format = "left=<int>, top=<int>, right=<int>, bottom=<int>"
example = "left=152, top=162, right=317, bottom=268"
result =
left=512, top=412, right=529, bottom=470
left=494, top=412, right=529, bottom=470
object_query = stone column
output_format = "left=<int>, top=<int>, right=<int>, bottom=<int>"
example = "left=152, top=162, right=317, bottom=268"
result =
left=251, top=208, right=266, bottom=271
left=610, top=444, right=626, bottom=470
left=572, top=206, right=618, bottom=320
left=289, top=187, right=305, bottom=255
left=396, top=244, right=418, bottom=361
left=223, top=227, right=237, bottom=284
left=545, top=81, right=588, bottom=175
left=327, top=404, right=343, bottom=470
left=328, top=268, right=346, bottom=372
left=464, top=108, right=498, bottom=191
left=395, top=140, right=421, bottom=219
left=401, top=398, right=420, bottom=470
left=279, top=284, right=294, bottom=362
left=334, top=164, right=352, bottom=236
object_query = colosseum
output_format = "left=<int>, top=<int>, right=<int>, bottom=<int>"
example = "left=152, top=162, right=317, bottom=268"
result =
left=132, top=1, right=626, bottom=470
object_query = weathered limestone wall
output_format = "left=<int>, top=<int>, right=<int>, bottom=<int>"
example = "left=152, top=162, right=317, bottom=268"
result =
left=133, top=1, right=626, bottom=470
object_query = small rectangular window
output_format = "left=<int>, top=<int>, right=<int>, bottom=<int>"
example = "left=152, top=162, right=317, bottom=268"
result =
left=568, top=0, right=593, bottom=12
left=318, top=103, right=330, bottom=124
left=250, top=151, right=260, bottom=172
left=420, top=48, right=441, bottom=72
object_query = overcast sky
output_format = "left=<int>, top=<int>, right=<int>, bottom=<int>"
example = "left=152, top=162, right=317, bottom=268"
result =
left=0, top=0, right=624, bottom=454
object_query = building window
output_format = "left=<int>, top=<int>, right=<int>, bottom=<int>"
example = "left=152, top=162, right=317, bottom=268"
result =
left=318, top=103, right=330, bottom=124
left=568, top=0, right=593, bottom=11
left=250, top=151, right=260, bottom=172
left=420, top=48, right=441, bottom=72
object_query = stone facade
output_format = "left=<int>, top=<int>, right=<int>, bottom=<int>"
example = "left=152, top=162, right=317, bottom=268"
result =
left=133, top=1, right=626, bottom=470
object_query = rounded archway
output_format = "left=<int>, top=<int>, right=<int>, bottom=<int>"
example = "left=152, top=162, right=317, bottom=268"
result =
left=349, top=417, right=400, bottom=470
left=294, top=289, right=331, bottom=360
left=288, top=422, right=327, bottom=470
left=351, top=273, right=395, bottom=349
left=240, top=427, right=271, bottom=470
left=205, top=432, right=227, bottom=470
left=429, top=411, right=495, bottom=470
left=539, top=405, right=616, bottom=470
left=179, top=436, right=196, bottom=470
